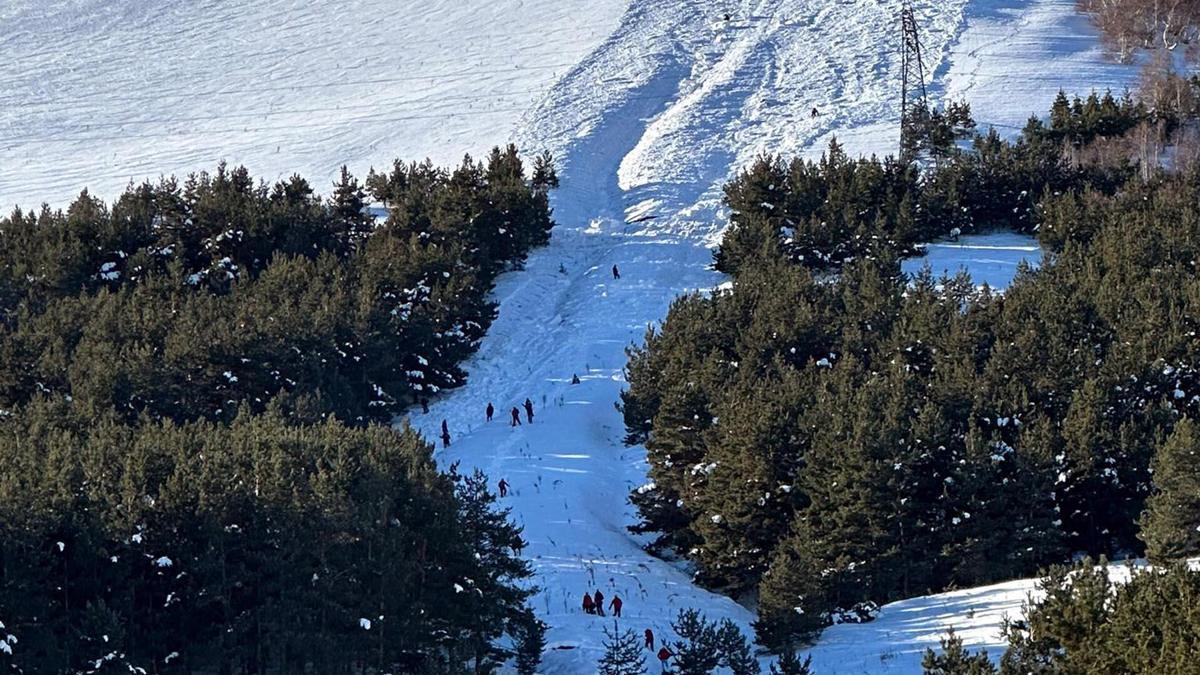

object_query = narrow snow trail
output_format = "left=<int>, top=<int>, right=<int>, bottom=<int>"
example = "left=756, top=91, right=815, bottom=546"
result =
left=409, top=1, right=979, bottom=671
left=408, top=1, right=1140, bottom=672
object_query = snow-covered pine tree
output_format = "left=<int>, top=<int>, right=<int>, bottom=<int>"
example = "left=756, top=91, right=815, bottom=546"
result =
left=598, top=624, right=646, bottom=675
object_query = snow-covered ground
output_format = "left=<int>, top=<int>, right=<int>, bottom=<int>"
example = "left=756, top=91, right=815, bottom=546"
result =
left=4, top=0, right=1140, bottom=672
left=902, top=231, right=1041, bottom=289
left=0, top=0, right=627, bottom=210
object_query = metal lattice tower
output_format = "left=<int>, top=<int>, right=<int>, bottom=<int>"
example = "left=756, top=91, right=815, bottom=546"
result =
left=900, top=2, right=929, bottom=150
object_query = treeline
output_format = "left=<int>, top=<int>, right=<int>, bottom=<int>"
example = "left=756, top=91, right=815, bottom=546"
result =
left=0, top=147, right=558, bottom=673
left=0, top=147, right=557, bottom=425
left=923, top=561, right=1200, bottom=674
left=0, top=405, right=539, bottom=674
left=622, top=95, right=1200, bottom=649
left=714, top=91, right=1147, bottom=275
left=1077, top=0, right=1200, bottom=60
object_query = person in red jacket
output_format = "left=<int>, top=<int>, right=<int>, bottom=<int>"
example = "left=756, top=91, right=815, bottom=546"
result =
left=609, top=595, right=623, bottom=617
left=657, top=646, right=673, bottom=672
left=582, top=592, right=595, bottom=614
left=644, top=628, right=654, bottom=650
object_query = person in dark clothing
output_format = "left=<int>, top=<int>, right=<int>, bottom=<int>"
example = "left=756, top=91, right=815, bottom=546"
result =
left=511, top=407, right=522, bottom=426
left=441, top=430, right=451, bottom=448
left=612, top=264, right=620, bottom=279
left=811, top=106, right=820, bottom=118
left=523, top=398, right=534, bottom=424
left=498, top=478, right=509, bottom=498
left=582, top=593, right=595, bottom=614
left=592, top=590, right=604, bottom=617
left=644, top=628, right=654, bottom=650
left=486, top=402, right=494, bottom=422
left=609, top=595, right=623, bottom=617
left=723, top=12, right=731, bottom=21
left=571, top=374, right=581, bottom=384
left=441, top=419, right=449, bottom=435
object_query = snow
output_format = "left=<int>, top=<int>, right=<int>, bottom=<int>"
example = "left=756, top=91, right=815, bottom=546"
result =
left=0, top=0, right=628, bottom=211
left=2, top=0, right=1142, bottom=672
left=902, top=231, right=1042, bottom=290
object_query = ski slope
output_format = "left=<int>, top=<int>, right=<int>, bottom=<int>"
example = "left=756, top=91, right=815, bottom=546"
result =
left=4, top=0, right=1140, bottom=672
left=410, top=1, right=1138, bottom=672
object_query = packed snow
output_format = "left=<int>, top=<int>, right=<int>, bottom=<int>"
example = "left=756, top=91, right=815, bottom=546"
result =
left=4, top=0, right=1141, bottom=672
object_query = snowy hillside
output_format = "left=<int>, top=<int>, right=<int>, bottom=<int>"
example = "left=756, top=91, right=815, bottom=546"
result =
left=4, top=0, right=1141, bottom=672
left=0, top=0, right=627, bottom=210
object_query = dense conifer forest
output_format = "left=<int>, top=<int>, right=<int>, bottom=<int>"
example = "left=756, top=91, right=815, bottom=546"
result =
left=623, top=81, right=1200, bottom=658
left=0, top=147, right=556, bottom=673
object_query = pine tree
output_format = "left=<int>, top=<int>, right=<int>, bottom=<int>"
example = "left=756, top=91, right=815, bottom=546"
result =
left=715, top=619, right=758, bottom=675
left=598, top=624, right=646, bottom=675
left=671, top=609, right=722, bottom=675
left=1139, top=418, right=1200, bottom=563
left=770, top=650, right=813, bottom=675
left=922, top=630, right=995, bottom=675
left=514, top=612, right=547, bottom=675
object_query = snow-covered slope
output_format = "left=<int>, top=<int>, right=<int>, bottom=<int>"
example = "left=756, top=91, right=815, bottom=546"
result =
left=5, top=0, right=1140, bottom=672
left=411, top=1, right=1138, bottom=672
left=0, top=0, right=627, bottom=210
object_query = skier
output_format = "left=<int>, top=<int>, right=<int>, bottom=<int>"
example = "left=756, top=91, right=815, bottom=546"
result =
left=582, top=592, right=595, bottom=615
left=657, top=646, right=673, bottom=673
left=644, top=628, right=655, bottom=650
left=524, top=398, right=535, bottom=424
left=609, top=595, right=623, bottom=618
left=571, top=374, right=581, bottom=385
left=612, top=264, right=621, bottom=279
left=498, top=478, right=509, bottom=498
left=510, top=406, right=522, bottom=426
left=486, top=402, right=494, bottom=422
left=593, top=590, right=605, bottom=616
left=723, top=12, right=731, bottom=21
left=811, top=106, right=820, bottom=118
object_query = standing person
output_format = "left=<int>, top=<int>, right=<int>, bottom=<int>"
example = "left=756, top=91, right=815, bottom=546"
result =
left=612, top=264, right=621, bottom=279
left=510, top=406, right=522, bottom=426
left=657, top=646, right=673, bottom=673
left=582, top=592, right=595, bottom=615
left=498, top=478, right=509, bottom=498
left=609, top=595, right=623, bottom=618
left=486, top=402, right=494, bottom=422
left=593, top=590, right=605, bottom=616
left=441, top=419, right=449, bottom=436
left=811, top=106, right=820, bottom=118
left=644, top=628, right=654, bottom=650
left=523, top=398, right=534, bottom=424
left=440, top=429, right=451, bottom=448
left=571, top=374, right=581, bottom=385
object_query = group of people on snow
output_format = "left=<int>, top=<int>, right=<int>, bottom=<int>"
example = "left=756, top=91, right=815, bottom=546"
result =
left=482, top=398, right=534, bottom=426
left=581, top=589, right=622, bottom=617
